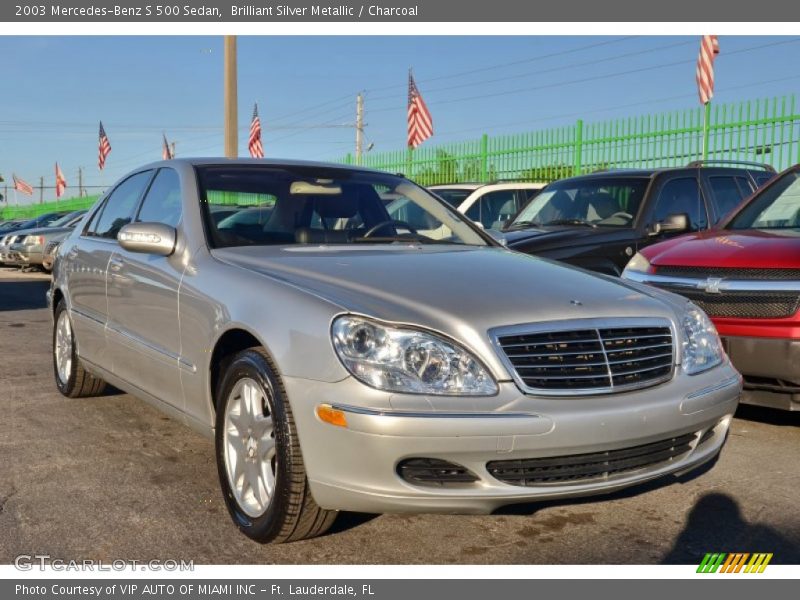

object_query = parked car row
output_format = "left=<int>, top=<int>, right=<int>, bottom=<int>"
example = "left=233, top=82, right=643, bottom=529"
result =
left=48, top=158, right=743, bottom=545
left=0, top=210, right=87, bottom=271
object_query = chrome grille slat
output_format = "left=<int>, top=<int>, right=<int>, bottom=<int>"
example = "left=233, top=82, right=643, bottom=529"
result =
left=500, top=337, right=600, bottom=348
left=494, top=320, right=674, bottom=395
left=607, top=351, right=673, bottom=365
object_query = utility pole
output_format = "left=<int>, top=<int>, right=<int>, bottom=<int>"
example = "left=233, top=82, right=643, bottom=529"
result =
left=355, top=93, right=365, bottom=165
left=78, top=167, right=84, bottom=197
left=223, top=35, right=238, bottom=158
left=39, top=176, right=44, bottom=204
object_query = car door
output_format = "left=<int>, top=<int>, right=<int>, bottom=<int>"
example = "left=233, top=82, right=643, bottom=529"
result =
left=105, top=167, right=185, bottom=409
left=67, top=171, right=153, bottom=367
left=638, top=174, right=709, bottom=251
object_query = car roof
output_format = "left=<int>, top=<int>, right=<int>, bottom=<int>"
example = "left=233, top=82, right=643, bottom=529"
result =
left=136, top=157, right=398, bottom=177
left=430, top=181, right=547, bottom=190
left=551, top=164, right=772, bottom=185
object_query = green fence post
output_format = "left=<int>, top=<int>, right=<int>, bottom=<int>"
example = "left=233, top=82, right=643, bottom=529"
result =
left=574, top=119, right=584, bottom=176
left=480, top=133, right=489, bottom=182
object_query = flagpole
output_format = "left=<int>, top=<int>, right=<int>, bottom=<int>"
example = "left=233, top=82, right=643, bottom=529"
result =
left=701, top=101, right=712, bottom=161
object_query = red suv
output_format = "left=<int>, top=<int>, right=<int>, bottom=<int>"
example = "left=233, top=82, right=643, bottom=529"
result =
left=622, top=165, right=800, bottom=411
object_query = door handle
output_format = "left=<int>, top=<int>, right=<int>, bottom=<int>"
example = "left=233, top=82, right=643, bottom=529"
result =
left=109, top=257, right=123, bottom=272
left=67, top=248, right=78, bottom=259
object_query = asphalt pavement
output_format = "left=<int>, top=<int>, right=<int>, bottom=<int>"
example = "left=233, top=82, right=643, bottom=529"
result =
left=0, top=268, right=798, bottom=565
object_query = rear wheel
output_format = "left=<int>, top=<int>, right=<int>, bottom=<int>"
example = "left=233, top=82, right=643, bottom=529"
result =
left=214, top=347, right=337, bottom=543
left=53, top=300, right=107, bottom=398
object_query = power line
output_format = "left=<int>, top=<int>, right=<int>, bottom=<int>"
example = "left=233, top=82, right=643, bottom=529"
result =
left=366, top=37, right=800, bottom=115
left=367, top=39, right=695, bottom=102
left=366, top=36, right=639, bottom=93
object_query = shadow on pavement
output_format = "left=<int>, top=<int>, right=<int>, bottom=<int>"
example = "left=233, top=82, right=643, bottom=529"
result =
left=735, top=404, right=800, bottom=427
left=661, top=492, right=800, bottom=564
left=0, top=278, right=49, bottom=311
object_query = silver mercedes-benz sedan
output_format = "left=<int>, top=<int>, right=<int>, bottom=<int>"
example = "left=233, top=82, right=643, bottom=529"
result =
left=49, top=159, right=741, bottom=543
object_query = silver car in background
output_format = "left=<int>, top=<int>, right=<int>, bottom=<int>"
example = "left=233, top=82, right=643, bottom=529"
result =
left=50, top=159, right=740, bottom=543
left=10, top=210, right=87, bottom=270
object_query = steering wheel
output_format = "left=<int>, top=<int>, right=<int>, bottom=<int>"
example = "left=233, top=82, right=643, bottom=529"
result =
left=608, top=211, right=633, bottom=220
left=362, top=220, right=418, bottom=238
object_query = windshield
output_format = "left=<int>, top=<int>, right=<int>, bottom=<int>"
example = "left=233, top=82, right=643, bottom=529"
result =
left=430, top=188, right=473, bottom=207
left=507, top=177, right=649, bottom=229
left=197, top=165, right=489, bottom=248
left=728, top=171, right=800, bottom=230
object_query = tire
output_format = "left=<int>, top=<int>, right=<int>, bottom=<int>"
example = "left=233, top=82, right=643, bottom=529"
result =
left=53, top=299, right=107, bottom=398
left=214, top=347, right=337, bottom=543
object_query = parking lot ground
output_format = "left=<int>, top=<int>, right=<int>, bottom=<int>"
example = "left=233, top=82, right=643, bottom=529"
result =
left=0, top=267, right=798, bottom=565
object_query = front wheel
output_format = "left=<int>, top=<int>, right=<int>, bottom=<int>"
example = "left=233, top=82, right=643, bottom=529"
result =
left=53, top=299, right=107, bottom=398
left=214, top=347, right=337, bottom=543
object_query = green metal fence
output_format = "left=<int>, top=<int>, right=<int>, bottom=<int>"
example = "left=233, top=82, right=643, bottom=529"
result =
left=0, top=196, right=98, bottom=221
left=4, top=94, right=799, bottom=220
left=340, top=94, right=800, bottom=185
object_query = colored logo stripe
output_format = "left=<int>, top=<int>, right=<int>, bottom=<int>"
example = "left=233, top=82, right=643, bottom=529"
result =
left=697, top=552, right=773, bottom=573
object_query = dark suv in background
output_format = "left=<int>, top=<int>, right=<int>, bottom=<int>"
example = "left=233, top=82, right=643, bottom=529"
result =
left=502, top=161, right=775, bottom=275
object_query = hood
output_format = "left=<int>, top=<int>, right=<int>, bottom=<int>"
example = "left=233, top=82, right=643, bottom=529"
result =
left=212, top=244, right=682, bottom=373
left=643, top=229, right=800, bottom=269
left=503, top=225, right=624, bottom=250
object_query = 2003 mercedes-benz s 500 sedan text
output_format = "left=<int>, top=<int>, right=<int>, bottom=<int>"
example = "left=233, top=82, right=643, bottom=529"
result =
left=49, top=159, right=741, bottom=543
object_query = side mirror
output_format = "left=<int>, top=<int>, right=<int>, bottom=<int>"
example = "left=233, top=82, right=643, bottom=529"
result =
left=650, top=213, right=689, bottom=236
left=117, top=222, right=177, bottom=256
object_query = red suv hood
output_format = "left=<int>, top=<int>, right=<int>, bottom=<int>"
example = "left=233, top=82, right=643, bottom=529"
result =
left=642, top=229, right=800, bottom=269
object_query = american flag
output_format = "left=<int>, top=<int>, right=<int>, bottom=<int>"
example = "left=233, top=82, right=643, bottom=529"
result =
left=162, top=133, right=174, bottom=160
left=98, top=121, right=112, bottom=170
left=696, top=35, right=720, bottom=105
left=248, top=103, right=264, bottom=158
left=55, top=163, right=67, bottom=198
left=12, top=174, right=33, bottom=196
left=407, top=70, right=433, bottom=149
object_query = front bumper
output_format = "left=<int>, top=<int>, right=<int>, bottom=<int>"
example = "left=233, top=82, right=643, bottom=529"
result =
left=287, top=363, right=741, bottom=513
left=723, top=335, right=800, bottom=411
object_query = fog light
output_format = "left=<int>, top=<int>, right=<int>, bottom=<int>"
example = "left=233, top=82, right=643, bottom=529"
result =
left=316, top=404, right=348, bottom=428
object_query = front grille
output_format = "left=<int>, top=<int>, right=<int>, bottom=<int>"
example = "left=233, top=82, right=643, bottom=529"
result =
left=495, top=324, right=673, bottom=394
left=486, top=432, right=697, bottom=486
left=678, top=289, right=800, bottom=319
left=655, top=265, right=800, bottom=280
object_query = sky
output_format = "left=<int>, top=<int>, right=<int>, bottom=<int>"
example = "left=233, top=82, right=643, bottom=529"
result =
left=1, top=35, right=800, bottom=204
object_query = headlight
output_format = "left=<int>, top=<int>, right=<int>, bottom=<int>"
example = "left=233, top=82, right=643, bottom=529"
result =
left=331, top=315, right=497, bottom=395
left=622, top=252, right=651, bottom=276
left=681, top=303, right=723, bottom=375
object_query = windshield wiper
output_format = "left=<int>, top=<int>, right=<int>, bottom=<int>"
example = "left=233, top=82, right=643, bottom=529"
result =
left=505, top=220, right=541, bottom=230
left=542, top=219, right=597, bottom=228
